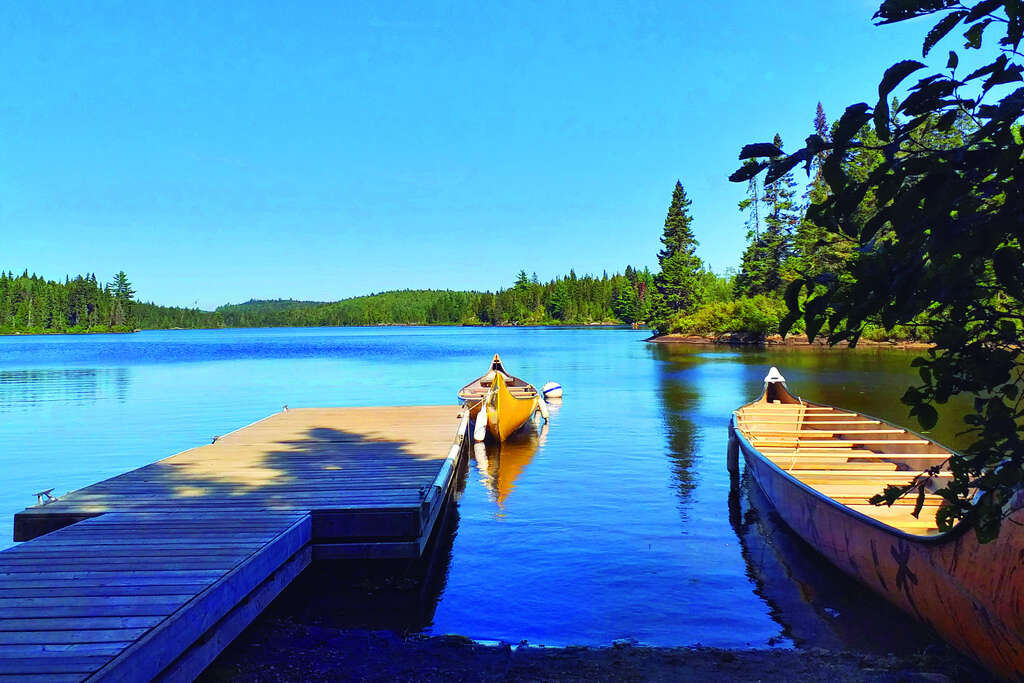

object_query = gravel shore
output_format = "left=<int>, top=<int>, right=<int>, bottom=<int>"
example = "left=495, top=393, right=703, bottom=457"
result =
left=199, top=619, right=989, bottom=683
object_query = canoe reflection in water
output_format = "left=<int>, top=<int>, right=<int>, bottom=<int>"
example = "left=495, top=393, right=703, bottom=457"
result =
left=473, top=418, right=549, bottom=511
left=729, top=468, right=951, bottom=655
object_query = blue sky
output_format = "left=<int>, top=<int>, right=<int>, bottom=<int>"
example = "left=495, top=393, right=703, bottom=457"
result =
left=2, top=1, right=930, bottom=309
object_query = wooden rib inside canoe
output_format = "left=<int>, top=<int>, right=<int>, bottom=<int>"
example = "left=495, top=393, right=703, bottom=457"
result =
left=733, top=384, right=956, bottom=536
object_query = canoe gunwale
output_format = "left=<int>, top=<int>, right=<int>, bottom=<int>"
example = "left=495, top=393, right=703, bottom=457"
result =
left=731, top=400, right=971, bottom=545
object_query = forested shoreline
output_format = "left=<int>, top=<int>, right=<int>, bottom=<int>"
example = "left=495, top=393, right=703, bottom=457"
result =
left=0, top=267, right=663, bottom=334
left=645, top=102, right=958, bottom=344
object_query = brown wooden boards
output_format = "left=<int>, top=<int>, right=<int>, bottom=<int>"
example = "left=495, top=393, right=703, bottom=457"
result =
left=0, top=511, right=310, bottom=680
left=3, top=405, right=470, bottom=682
left=15, top=406, right=468, bottom=546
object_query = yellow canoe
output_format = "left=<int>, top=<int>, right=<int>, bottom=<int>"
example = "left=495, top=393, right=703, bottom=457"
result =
left=483, top=372, right=539, bottom=442
left=459, top=354, right=547, bottom=441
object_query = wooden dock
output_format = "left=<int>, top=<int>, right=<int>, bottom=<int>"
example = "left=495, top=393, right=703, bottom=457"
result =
left=1, top=405, right=469, bottom=681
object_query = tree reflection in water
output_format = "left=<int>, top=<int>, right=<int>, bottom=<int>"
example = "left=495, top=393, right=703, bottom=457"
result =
left=656, top=354, right=701, bottom=518
left=0, top=367, right=131, bottom=410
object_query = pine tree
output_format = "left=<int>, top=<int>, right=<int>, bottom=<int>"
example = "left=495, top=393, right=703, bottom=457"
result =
left=735, top=134, right=797, bottom=296
left=110, top=271, right=135, bottom=328
left=652, top=181, right=704, bottom=329
left=733, top=164, right=762, bottom=296
left=791, top=105, right=855, bottom=280
left=612, top=279, right=638, bottom=324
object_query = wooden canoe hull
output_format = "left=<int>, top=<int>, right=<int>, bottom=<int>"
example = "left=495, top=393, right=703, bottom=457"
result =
left=733, top=416, right=1024, bottom=680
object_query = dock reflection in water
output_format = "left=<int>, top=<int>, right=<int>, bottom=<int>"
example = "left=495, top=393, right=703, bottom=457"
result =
left=729, top=468, right=945, bottom=653
left=472, top=418, right=548, bottom=513
left=257, top=455, right=469, bottom=633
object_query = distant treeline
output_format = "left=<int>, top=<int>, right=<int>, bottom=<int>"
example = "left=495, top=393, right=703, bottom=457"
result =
left=216, top=269, right=657, bottom=327
left=0, top=267, right=664, bottom=334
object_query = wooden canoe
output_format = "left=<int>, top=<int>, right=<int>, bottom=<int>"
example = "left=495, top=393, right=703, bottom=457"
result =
left=730, top=367, right=1024, bottom=680
left=459, top=354, right=542, bottom=441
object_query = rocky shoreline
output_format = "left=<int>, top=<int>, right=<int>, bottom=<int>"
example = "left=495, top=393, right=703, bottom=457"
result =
left=199, top=620, right=985, bottom=682
left=648, top=333, right=933, bottom=350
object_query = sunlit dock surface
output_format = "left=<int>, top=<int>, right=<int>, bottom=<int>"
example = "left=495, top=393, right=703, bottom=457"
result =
left=1, top=406, right=468, bottom=680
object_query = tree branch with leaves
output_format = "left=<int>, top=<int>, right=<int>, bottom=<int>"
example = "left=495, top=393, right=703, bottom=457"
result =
left=731, top=0, right=1024, bottom=542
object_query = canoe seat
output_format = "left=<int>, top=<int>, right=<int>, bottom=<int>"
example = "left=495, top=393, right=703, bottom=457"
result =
left=789, top=468, right=929, bottom=476
left=791, top=469, right=951, bottom=479
left=769, top=459, right=899, bottom=471
left=753, top=444, right=929, bottom=448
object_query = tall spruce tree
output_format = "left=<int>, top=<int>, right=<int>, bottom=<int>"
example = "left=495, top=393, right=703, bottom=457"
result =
left=652, top=181, right=703, bottom=329
left=733, top=164, right=763, bottom=296
left=734, top=134, right=798, bottom=296
left=792, top=105, right=854, bottom=279
left=110, top=271, right=135, bottom=328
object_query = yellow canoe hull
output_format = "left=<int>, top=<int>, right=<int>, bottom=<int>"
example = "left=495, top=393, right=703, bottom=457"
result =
left=486, top=373, right=538, bottom=442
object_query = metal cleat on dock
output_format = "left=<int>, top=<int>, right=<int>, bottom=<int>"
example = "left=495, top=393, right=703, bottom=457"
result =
left=34, top=488, right=57, bottom=505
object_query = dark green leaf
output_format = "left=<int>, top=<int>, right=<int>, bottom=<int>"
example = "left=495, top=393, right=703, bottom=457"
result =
left=879, top=60, right=927, bottom=100
left=964, top=18, right=994, bottom=49
left=947, top=50, right=959, bottom=69
left=804, top=295, right=829, bottom=341
left=780, top=309, right=801, bottom=337
left=911, top=485, right=927, bottom=518
left=936, top=109, right=959, bottom=129
left=765, top=150, right=807, bottom=184
left=984, top=64, right=1024, bottom=92
left=728, top=161, right=767, bottom=183
left=992, top=246, right=1024, bottom=291
left=875, top=61, right=926, bottom=141
left=875, top=97, right=891, bottom=142
left=738, top=143, right=783, bottom=160
left=914, top=403, right=939, bottom=430
left=834, top=103, right=872, bottom=145
left=875, top=0, right=953, bottom=25
left=965, top=0, right=1004, bottom=22
left=965, top=53, right=1007, bottom=81
left=804, top=133, right=829, bottom=159
left=783, top=279, right=804, bottom=312
left=924, top=11, right=967, bottom=56
left=919, top=364, right=932, bottom=384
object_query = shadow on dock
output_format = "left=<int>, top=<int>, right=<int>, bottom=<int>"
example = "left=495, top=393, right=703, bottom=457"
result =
left=1, top=406, right=467, bottom=680
left=239, top=451, right=468, bottom=633
left=15, top=406, right=465, bottom=555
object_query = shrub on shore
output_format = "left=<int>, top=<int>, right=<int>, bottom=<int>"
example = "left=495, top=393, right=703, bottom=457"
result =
left=665, top=295, right=792, bottom=338
left=667, top=295, right=931, bottom=344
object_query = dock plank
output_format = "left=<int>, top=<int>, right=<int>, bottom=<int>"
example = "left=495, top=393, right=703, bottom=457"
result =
left=2, top=405, right=469, bottom=681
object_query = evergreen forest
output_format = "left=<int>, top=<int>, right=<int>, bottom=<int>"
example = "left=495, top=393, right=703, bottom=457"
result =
left=649, top=101, right=980, bottom=343
left=0, top=267, right=660, bottom=334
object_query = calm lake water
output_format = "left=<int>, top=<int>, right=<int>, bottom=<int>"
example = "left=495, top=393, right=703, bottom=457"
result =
left=0, top=327, right=971, bottom=651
